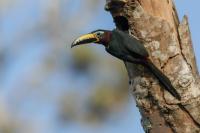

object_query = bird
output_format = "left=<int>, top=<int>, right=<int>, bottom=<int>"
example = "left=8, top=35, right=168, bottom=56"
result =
left=71, top=29, right=181, bottom=100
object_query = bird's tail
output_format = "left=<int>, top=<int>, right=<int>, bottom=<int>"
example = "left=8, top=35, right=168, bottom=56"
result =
left=144, top=59, right=181, bottom=100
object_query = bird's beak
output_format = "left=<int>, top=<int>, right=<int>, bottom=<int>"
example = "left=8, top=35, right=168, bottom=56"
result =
left=71, top=33, right=100, bottom=48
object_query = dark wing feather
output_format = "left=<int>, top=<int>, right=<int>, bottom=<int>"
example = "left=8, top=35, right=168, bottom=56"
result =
left=113, top=29, right=149, bottom=58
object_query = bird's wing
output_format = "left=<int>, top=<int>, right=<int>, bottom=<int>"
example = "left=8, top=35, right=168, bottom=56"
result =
left=125, top=36, right=149, bottom=58
left=113, top=29, right=149, bottom=58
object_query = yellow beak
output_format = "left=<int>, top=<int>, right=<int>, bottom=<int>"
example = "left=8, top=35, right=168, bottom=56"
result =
left=71, top=33, right=100, bottom=48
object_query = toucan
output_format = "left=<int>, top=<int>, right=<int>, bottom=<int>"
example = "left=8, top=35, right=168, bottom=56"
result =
left=71, top=29, right=181, bottom=100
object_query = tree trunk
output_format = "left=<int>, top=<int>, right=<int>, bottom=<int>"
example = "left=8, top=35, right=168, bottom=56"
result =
left=105, top=0, right=200, bottom=132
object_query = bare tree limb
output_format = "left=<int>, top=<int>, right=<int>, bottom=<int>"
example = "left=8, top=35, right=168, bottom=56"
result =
left=105, top=0, right=200, bottom=132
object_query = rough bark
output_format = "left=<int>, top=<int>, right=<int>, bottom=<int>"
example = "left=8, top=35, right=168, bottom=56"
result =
left=105, top=0, right=200, bottom=132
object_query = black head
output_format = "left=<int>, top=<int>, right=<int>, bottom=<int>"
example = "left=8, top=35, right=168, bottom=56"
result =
left=71, top=29, right=111, bottom=48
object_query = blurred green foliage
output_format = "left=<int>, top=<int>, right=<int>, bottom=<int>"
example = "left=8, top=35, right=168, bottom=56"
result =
left=0, top=0, right=131, bottom=132
left=71, top=47, right=97, bottom=72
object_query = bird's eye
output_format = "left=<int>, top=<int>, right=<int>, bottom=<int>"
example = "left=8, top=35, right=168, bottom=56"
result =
left=96, top=32, right=101, bottom=36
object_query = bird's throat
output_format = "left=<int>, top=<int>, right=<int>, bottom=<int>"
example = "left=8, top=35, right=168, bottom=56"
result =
left=102, top=32, right=112, bottom=47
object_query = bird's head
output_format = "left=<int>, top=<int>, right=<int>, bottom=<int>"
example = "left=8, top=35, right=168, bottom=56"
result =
left=71, top=29, right=111, bottom=48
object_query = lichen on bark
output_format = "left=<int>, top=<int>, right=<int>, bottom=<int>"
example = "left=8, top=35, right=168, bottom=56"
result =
left=105, top=0, right=200, bottom=132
